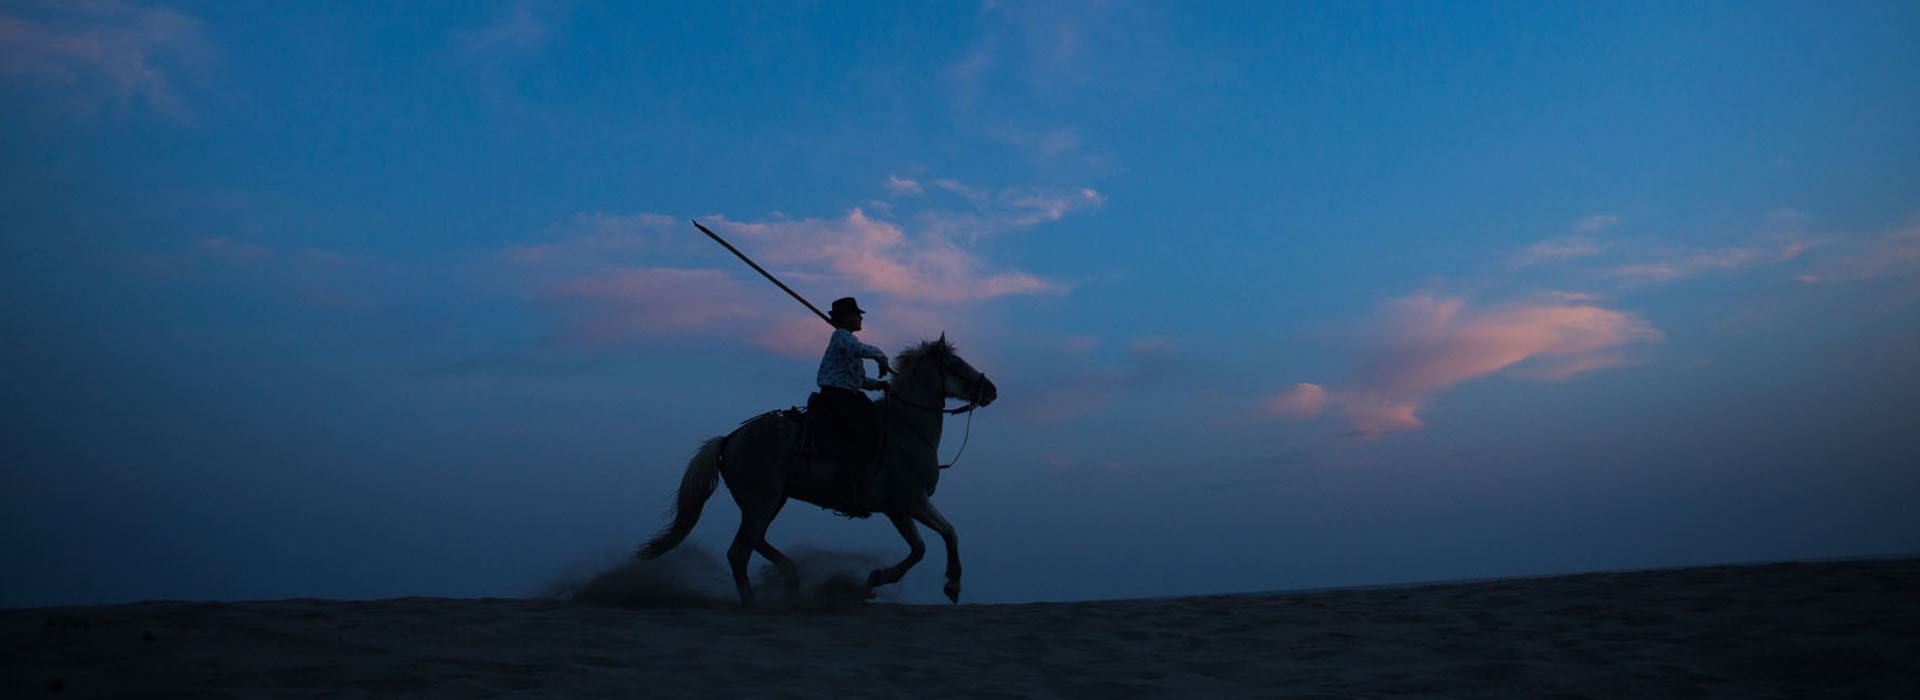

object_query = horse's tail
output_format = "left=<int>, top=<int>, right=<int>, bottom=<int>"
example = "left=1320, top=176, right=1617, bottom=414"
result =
left=636, top=435, right=727, bottom=559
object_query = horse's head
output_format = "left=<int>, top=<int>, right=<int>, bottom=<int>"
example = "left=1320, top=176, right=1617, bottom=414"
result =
left=897, top=334, right=997, bottom=410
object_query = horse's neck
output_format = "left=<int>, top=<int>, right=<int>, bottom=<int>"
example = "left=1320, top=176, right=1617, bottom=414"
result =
left=886, top=365, right=946, bottom=443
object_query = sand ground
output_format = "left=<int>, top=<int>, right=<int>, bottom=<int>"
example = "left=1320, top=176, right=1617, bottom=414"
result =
left=5, top=558, right=1917, bottom=698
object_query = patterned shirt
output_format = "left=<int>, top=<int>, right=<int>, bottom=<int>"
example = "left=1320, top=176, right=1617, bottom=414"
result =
left=817, top=328, right=889, bottom=391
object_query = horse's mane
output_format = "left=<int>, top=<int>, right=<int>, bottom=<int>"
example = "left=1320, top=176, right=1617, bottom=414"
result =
left=891, top=337, right=955, bottom=375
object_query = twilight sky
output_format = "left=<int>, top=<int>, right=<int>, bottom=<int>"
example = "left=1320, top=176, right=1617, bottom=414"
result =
left=3, top=1, right=1918, bottom=607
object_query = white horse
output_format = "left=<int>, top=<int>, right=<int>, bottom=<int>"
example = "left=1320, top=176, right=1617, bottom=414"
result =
left=637, top=336, right=997, bottom=605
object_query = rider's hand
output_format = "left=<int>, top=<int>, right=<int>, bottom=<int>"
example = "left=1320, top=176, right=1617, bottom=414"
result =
left=875, top=361, right=891, bottom=378
left=875, top=380, right=891, bottom=392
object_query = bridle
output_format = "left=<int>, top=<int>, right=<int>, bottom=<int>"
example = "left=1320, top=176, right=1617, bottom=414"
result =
left=883, top=344, right=989, bottom=469
left=885, top=344, right=987, bottom=415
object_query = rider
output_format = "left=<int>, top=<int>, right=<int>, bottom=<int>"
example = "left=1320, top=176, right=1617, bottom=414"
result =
left=815, top=297, right=890, bottom=472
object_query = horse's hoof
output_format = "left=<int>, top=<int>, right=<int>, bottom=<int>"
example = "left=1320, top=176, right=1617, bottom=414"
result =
left=943, top=581, right=961, bottom=604
left=866, top=569, right=886, bottom=588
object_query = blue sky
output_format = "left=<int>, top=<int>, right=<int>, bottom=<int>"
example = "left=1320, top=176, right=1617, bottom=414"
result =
left=3, top=0, right=1918, bottom=606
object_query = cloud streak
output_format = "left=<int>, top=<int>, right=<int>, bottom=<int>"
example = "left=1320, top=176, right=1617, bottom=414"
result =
left=1269, top=295, right=1661, bottom=437
left=885, top=175, right=923, bottom=195
left=1511, top=214, right=1616, bottom=267
left=911, top=180, right=1104, bottom=243
left=1609, top=239, right=1814, bottom=283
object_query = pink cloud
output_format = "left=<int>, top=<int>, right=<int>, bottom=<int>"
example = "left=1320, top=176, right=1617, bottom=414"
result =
left=1336, top=397, right=1425, bottom=436
left=755, top=316, right=830, bottom=357
left=1268, top=294, right=1661, bottom=438
left=1265, top=383, right=1326, bottom=419
left=707, top=208, right=1066, bottom=303
left=507, top=182, right=1095, bottom=350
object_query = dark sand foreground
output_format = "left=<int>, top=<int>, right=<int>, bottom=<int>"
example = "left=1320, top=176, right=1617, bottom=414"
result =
left=5, top=558, right=1917, bottom=698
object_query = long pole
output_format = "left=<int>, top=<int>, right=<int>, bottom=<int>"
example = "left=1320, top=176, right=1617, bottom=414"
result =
left=691, top=219, right=834, bottom=327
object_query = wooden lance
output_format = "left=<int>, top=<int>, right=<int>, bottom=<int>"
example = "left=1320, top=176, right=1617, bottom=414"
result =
left=690, top=219, right=834, bottom=327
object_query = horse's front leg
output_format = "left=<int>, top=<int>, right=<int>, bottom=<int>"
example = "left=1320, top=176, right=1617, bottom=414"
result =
left=867, top=512, right=925, bottom=591
left=912, top=501, right=962, bottom=603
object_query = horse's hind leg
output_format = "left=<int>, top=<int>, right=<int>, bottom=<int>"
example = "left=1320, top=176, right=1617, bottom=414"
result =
left=726, top=493, right=781, bottom=607
left=867, top=512, right=925, bottom=590
left=753, top=499, right=801, bottom=597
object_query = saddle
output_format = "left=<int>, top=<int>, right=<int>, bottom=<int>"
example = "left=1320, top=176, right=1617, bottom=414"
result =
left=789, top=391, right=882, bottom=518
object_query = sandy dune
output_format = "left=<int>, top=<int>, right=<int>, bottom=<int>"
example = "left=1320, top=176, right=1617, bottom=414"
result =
left=6, top=558, right=1917, bottom=698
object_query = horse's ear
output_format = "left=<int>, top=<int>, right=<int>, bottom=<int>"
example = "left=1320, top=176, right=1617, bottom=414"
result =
left=939, top=331, right=946, bottom=343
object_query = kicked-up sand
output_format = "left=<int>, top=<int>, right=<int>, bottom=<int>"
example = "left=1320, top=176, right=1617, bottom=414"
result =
left=4, top=557, right=1916, bottom=698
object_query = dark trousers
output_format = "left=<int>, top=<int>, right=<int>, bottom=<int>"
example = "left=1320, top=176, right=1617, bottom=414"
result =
left=814, top=386, right=877, bottom=464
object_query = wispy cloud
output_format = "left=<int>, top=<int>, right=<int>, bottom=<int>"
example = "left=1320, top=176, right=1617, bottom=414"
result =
left=0, top=0, right=212, bottom=122
left=940, top=1, right=1168, bottom=165
left=1511, top=215, right=1615, bottom=267
left=1268, top=295, right=1661, bottom=438
left=1513, top=236, right=1604, bottom=267
left=1572, top=214, right=1620, bottom=233
left=446, top=1, right=565, bottom=107
left=914, top=179, right=1104, bottom=242
left=507, top=179, right=1097, bottom=353
left=885, top=175, right=923, bottom=195
left=1795, top=222, right=1920, bottom=303
left=1608, top=239, right=1814, bottom=283
left=1796, top=223, right=1920, bottom=286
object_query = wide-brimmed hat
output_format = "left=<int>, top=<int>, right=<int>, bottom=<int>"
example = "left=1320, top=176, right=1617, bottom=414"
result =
left=830, top=297, right=866, bottom=317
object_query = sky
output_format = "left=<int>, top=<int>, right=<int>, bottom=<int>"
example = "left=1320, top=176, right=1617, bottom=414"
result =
left=3, top=0, right=1918, bottom=607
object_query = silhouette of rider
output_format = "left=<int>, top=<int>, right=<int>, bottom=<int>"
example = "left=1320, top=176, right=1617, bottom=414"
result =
left=816, top=297, right=890, bottom=461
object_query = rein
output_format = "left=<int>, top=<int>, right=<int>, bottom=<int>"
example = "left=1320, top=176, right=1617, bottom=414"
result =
left=883, top=346, right=988, bottom=469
